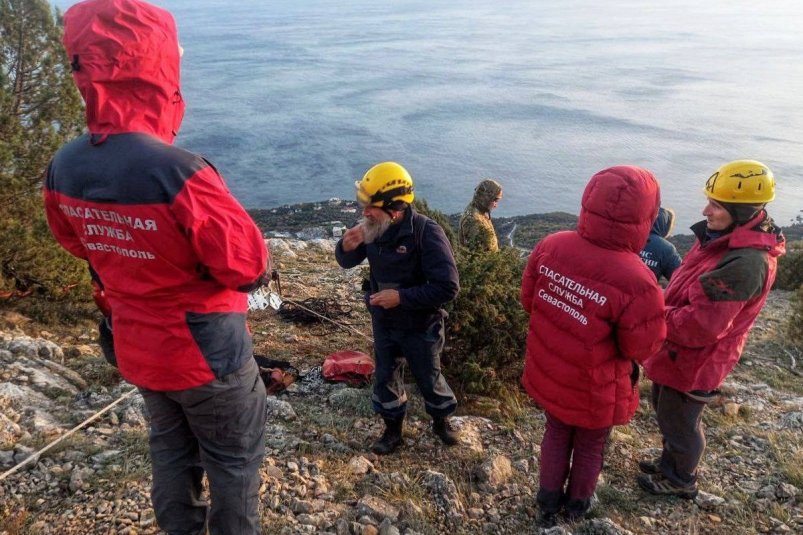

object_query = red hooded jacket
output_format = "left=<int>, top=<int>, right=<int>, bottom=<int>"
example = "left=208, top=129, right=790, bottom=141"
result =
left=644, top=212, right=785, bottom=392
left=43, top=0, right=268, bottom=391
left=520, top=166, right=666, bottom=428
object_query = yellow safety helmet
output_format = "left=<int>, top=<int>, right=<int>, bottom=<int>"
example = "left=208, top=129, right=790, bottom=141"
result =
left=704, top=160, right=775, bottom=204
left=355, top=161, right=415, bottom=208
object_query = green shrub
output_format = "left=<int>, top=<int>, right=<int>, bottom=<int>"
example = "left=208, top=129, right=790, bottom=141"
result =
left=414, top=199, right=529, bottom=402
left=444, top=248, right=528, bottom=394
left=775, top=242, right=803, bottom=291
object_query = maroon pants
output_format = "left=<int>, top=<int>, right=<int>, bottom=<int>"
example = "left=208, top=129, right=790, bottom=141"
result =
left=539, top=411, right=611, bottom=502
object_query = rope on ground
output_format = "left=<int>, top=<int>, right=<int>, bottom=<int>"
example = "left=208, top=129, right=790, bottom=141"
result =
left=279, top=297, right=374, bottom=344
left=0, top=386, right=139, bottom=482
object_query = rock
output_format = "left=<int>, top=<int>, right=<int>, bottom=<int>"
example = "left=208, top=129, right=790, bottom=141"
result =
left=266, top=397, right=297, bottom=421
left=575, top=518, right=635, bottom=534
left=513, top=458, right=530, bottom=473
left=356, top=495, right=400, bottom=522
left=475, top=454, right=512, bottom=488
left=348, top=455, right=374, bottom=475
left=776, top=482, right=799, bottom=500
left=779, top=412, right=803, bottom=430
left=695, top=491, right=726, bottom=509
left=68, top=467, right=95, bottom=493
left=421, top=470, right=464, bottom=513
left=447, top=416, right=488, bottom=453
left=308, top=238, right=336, bottom=253
left=378, top=518, right=400, bottom=535
left=468, top=507, right=484, bottom=519
left=4, top=336, right=64, bottom=361
left=296, top=227, right=328, bottom=240
left=722, top=402, right=740, bottom=417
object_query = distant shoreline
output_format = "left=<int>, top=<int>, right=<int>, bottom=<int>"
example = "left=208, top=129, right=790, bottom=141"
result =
left=248, top=199, right=802, bottom=253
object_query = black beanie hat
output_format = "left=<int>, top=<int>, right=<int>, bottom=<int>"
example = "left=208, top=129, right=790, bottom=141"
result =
left=719, top=202, right=765, bottom=225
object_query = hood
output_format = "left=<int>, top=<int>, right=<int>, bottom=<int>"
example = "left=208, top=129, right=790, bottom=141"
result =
left=63, top=0, right=185, bottom=144
left=471, top=179, right=502, bottom=213
left=651, top=207, right=675, bottom=238
left=692, top=211, right=786, bottom=257
left=577, top=165, right=660, bottom=253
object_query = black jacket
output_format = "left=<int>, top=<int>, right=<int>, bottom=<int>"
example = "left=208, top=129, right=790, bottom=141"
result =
left=335, top=208, right=459, bottom=329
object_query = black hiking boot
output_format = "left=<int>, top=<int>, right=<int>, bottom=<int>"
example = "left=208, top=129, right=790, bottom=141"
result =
left=564, top=493, right=598, bottom=521
left=370, top=417, right=403, bottom=455
left=432, top=416, right=460, bottom=446
left=536, top=488, right=563, bottom=528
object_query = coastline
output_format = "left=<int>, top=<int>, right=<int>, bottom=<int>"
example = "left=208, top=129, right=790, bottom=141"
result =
left=248, top=200, right=803, bottom=254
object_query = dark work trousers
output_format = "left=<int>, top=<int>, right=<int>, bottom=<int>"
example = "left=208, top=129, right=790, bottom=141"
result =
left=651, top=383, right=706, bottom=486
left=370, top=313, right=457, bottom=420
left=139, top=357, right=267, bottom=535
left=538, top=411, right=611, bottom=508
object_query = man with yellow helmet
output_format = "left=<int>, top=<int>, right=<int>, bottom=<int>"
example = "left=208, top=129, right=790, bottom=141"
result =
left=639, top=160, right=786, bottom=499
left=336, top=162, right=461, bottom=454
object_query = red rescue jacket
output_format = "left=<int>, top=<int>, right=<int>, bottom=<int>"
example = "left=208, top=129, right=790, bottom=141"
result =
left=644, top=212, right=785, bottom=392
left=43, top=0, right=268, bottom=390
left=520, top=166, right=666, bottom=428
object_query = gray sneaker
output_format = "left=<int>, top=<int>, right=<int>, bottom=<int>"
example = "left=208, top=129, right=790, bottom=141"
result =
left=638, top=457, right=661, bottom=475
left=638, top=473, right=698, bottom=499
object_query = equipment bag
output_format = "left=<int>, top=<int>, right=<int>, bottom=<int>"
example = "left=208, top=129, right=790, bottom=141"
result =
left=322, top=350, right=375, bottom=385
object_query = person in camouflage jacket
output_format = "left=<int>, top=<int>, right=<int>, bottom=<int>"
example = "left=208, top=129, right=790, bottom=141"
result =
left=458, top=179, right=503, bottom=251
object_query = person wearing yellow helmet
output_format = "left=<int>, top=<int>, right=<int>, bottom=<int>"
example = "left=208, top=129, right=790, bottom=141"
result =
left=639, top=160, right=786, bottom=499
left=335, top=162, right=461, bottom=454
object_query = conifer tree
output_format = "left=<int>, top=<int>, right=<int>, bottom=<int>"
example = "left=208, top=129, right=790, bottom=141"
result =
left=0, top=0, right=88, bottom=299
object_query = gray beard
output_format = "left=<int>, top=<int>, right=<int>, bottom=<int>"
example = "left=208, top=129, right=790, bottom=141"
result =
left=361, top=216, right=392, bottom=244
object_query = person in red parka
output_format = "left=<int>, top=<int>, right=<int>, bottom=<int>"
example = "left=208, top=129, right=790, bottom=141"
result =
left=639, top=160, right=785, bottom=499
left=520, top=165, right=666, bottom=526
left=43, top=0, right=269, bottom=533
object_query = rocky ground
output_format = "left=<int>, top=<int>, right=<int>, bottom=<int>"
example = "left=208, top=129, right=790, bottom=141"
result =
left=0, top=237, right=801, bottom=535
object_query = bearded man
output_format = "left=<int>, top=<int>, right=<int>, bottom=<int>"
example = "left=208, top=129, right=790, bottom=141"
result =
left=335, top=162, right=461, bottom=454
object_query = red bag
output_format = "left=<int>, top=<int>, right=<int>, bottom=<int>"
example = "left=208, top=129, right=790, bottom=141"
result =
left=323, top=350, right=375, bottom=385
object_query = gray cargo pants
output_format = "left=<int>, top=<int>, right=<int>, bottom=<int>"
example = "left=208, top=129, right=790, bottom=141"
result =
left=651, top=383, right=707, bottom=486
left=139, top=358, right=267, bottom=535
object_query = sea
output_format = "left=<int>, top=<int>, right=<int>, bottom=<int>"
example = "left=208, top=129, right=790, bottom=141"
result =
left=53, top=0, right=803, bottom=231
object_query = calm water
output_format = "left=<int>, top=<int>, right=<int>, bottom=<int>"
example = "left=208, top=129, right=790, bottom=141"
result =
left=54, top=0, right=803, bottom=230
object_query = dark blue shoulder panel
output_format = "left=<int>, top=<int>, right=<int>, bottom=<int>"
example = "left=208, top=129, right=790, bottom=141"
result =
left=46, top=133, right=209, bottom=205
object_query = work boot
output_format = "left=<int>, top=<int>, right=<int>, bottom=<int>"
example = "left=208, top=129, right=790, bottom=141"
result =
left=432, top=416, right=460, bottom=446
left=370, top=417, right=404, bottom=455
left=637, top=473, right=698, bottom=499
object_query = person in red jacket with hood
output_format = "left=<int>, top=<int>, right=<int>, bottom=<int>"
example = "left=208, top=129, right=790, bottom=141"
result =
left=521, top=166, right=666, bottom=526
left=639, top=160, right=786, bottom=499
left=43, top=0, right=270, bottom=533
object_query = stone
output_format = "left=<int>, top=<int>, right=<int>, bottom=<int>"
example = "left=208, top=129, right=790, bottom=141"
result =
left=266, top=397, right=297, bottom=421
left=695, top=491, right=726, bottom=509
left=356, top=495, right=400, bottom=522
left=722, top=402, right=740, bottom=417
left=421, top=470, right=464, bottom=513
left=447, top=416, right=487, bottom=453
left=475, top=454, right=512, bottom=488
left=348, top=455, right=374, bottom=475
left=776, top=482, right=799, bottom=500
left=378, top=518, right=400, bottom=535
left=575, top=518, right=635, bottom=534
